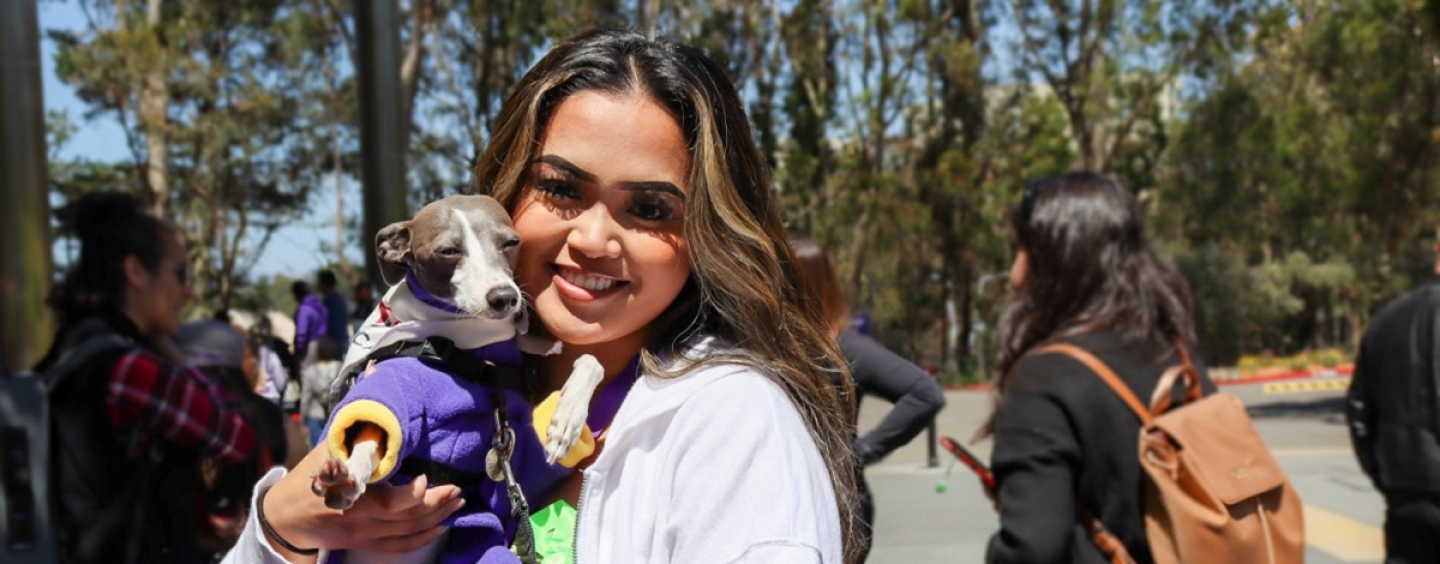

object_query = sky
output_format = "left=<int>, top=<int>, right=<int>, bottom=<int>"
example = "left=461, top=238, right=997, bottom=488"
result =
left=37, top=1, right=361, bottom=280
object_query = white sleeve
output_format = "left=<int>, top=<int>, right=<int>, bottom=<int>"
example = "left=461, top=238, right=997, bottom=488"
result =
left=220, top=467, right=332, bottom=564
left=661, top=373, right=842, bottom=564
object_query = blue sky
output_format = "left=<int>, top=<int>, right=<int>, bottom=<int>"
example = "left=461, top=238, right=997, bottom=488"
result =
left=38, top=1, right=361, bottom=280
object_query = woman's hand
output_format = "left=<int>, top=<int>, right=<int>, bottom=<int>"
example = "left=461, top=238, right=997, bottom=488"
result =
left=260, top=444, right=465, bottom=562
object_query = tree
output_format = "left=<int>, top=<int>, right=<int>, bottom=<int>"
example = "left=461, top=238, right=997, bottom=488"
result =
left=51, top=0, right=336, bottom=309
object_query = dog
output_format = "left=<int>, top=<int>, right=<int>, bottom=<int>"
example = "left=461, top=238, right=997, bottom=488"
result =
left=313, top=194, right=604, bottom=564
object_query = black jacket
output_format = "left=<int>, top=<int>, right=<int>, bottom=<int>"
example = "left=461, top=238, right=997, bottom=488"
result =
left=839, top=329, right=947, bottom=464
left=36, top=314, right=204, bottom=564
left=1347, top=278, right=1440, bottom=494
left=985, top=330, right=1213, bottom=564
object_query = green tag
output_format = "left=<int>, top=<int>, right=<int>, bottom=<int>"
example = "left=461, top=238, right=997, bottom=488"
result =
left=528, top=500, right=578, bottom=564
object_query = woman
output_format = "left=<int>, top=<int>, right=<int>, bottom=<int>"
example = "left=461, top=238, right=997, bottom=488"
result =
left=982, top=172, right=1213, bottom=563
left=788, top=233, right=946, bottom=562
left=225, top=29, right=859, bottom=564
left=35, top=191, right=256, bottom=564
left=174, top=319, right=307, bottom=559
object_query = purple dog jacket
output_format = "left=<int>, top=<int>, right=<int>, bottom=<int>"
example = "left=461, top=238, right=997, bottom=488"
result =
left=322, top=341, right=567, bottom=564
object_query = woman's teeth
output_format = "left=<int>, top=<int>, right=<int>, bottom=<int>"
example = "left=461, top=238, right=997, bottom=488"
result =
left=562, top=269, right=617, bottom=291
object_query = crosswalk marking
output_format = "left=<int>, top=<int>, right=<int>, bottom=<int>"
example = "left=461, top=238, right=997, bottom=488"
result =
left=1303, top=504, right=1384, bottom=562
left=1262, top=379, right=1350, bottom=394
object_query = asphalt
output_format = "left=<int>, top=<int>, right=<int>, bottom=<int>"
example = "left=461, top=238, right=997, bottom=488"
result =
left=860, top=376, right=1382, bottom=563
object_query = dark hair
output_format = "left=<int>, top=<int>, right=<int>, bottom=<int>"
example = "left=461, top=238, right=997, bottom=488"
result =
left=48, top=191, right=172, bottom=326
left=314, top=337, right=341, bottom=362
left=992, top=172, right=1196, bottom=393
left=788, top=233, right=851, bottom=336
left=318, top=270, right=337, bottom=289
left=290, top=280, right=310, bottom=300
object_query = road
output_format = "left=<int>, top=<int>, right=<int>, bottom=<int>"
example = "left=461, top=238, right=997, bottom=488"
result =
left=860, top=376, right=1382, bottom=563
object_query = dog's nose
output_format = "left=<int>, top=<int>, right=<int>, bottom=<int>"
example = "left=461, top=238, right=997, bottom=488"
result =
left=487, top=287, right=520, bottom=312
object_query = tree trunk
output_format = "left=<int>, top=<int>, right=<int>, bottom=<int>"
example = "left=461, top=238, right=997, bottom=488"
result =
left=399, top=0, right=433, bottom=150
left=139, top=0, right=169, bottom=216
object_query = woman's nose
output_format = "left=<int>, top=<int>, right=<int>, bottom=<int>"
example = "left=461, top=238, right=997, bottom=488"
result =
left=567, top=205, right=623, bottom=259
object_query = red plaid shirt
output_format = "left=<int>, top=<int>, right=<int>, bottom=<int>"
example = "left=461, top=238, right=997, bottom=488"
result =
left=106, top=349, right=256, bottom=465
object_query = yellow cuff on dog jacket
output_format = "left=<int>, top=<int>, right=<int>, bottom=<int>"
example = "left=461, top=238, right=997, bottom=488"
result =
left=532, top=391, right=596, bottom=468
left=326, top=399, right=404, bottom=482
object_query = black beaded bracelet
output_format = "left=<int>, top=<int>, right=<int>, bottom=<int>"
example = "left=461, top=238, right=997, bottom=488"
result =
left=256, top=486, right=321, bottom=556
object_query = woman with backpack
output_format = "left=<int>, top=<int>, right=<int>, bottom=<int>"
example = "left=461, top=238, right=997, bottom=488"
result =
left=981, top=172, right=1216, bottom=563
left=34, top=191, right=257, bottom=564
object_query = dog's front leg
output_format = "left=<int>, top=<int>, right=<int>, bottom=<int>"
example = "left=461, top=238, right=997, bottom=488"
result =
left=544, top=354, right=605, bottom=464
left=312, top=423, right=386, bottom=510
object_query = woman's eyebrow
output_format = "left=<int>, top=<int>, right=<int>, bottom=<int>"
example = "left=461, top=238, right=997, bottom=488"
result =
left=620, top=182, right=686, bottom=201
left=535, top=154, right=686, bottom=201
left=534, top=155, right=596, bottom=182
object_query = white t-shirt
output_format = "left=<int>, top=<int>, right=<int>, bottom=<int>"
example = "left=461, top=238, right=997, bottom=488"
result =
left=574, top=360, right=843, bottom=563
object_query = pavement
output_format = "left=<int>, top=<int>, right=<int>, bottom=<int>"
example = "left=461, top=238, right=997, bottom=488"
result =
left=860, top=375, right=1382, bottom=563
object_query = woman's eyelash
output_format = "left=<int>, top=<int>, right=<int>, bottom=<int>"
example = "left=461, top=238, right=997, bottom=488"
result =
left=534, top=175, right=580, bottom=199
left=631, top=193, right=682, bottom=221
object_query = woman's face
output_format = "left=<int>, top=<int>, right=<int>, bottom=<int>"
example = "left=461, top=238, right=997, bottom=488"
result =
left=1009, top=248, right=1029, bottom=292
left=512, top=90, right=692, bottom=356
left=127, top=229, right=194, bottom=338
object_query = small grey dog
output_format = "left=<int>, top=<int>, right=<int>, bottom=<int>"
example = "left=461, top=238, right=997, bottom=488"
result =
left=312, top=194, right=603, bottom=516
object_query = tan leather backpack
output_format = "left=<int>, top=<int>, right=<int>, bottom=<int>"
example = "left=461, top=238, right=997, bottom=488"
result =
left=1040, top=343, right=1306, bottom=564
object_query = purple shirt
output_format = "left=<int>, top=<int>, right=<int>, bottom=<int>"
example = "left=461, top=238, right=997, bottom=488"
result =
left=293, top=294, right=328, bottom=361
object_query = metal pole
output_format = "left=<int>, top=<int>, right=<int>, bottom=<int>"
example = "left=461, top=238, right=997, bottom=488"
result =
left=0, top=0, right=55, bottom=375
left=926, top=366, right=939, bottom=468
left=0, top=6, right=59, bottom=563
left=354, top=0, right=408, bottom=287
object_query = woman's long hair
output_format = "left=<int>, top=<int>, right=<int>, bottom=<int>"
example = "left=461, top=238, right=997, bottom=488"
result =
left=789, top=233, right=852, bottom=337
left=983, top=172, right=1196, bottom=432
left=472, top=29, right=862, bottom=561
left=48, top=191, right=171, bottom=327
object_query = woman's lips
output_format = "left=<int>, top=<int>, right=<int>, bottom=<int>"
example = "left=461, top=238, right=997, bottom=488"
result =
left=552, top=265, right=628, bottom=301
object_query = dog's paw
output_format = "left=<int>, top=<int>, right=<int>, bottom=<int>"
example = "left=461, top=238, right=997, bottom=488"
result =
left=546, top=355, right=605, bottom=464
left=311, top=457, right=365, bottom=510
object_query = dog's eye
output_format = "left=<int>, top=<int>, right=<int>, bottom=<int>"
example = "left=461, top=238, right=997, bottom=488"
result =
left=502, top=238, right=520, bottom=250
left=437, top=247, right=463, bottom=258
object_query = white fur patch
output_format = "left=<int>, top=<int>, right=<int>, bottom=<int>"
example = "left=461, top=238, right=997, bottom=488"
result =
left=450, top=209, right=522, bottom=317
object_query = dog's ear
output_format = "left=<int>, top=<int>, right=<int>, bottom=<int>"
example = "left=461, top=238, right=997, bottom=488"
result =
left=375, top=221, right=412, bottom=286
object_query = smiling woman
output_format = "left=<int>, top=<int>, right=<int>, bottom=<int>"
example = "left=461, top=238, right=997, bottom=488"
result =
left=225, top=28, right=859, bottom=564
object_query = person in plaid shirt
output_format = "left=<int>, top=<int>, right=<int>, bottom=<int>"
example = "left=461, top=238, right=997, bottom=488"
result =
left=36, top=191, right=256, bottom=564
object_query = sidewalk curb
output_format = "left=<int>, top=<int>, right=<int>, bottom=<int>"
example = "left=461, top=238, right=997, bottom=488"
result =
left=941, top=365, right=1354, bottom=392
left=1215, top=365, right=1353, bottom=387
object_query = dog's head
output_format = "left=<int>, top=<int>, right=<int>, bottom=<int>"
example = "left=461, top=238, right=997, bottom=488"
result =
left=376, top=195, right=522, bottom=320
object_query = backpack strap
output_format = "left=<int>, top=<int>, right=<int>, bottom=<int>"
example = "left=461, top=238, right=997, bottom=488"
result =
left=1036, top=343, right=1146, bottom=564
left=1075, top=503, right=1140, bottom=564
left=43, top=331, right=132, bottom=393
left=1036, top=343, right=1154, bottom=425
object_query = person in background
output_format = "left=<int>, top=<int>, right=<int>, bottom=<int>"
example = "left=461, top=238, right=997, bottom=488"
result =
left=289, top=280, right=327, bottom=381
left=175, top=320, right=307, bottom=560
left=790, top=232, right=947, bottom=562
left=1346, top=232, right=1440, bottom=563
left=981, top=172, right=1213, bottom=563
left=35, top=191, right=255, bottom=564
left=317, top=270, right=350, bottom=355
left=350, top=279, right=376, bottom=336
left=249, top=316, right=292, bottom=406
left=299, top=337, right=341, bottom=447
